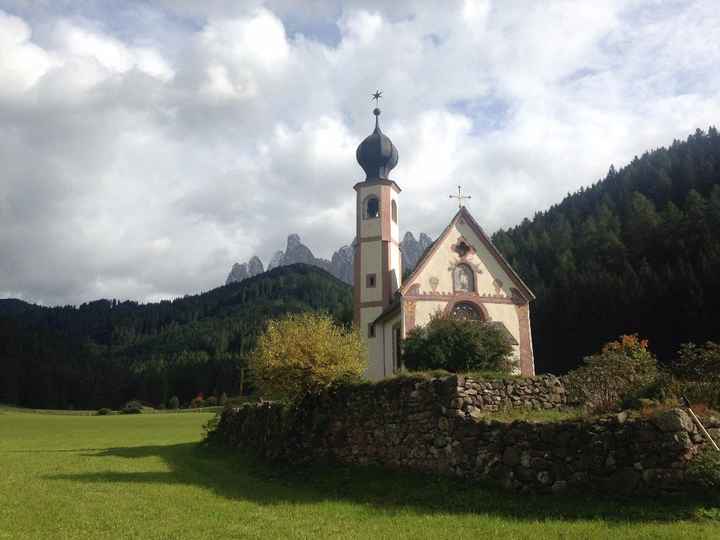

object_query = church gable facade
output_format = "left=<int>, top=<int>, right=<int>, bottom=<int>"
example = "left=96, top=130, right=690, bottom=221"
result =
left=398, top=207, right=535, bottom=376
left=352, top=104, right=535, bottom=381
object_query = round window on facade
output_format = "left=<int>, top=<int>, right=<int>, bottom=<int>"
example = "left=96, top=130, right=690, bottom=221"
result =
left=451, top=302, right=483, bottom=321
left=365, top=196, right=380, bottom=219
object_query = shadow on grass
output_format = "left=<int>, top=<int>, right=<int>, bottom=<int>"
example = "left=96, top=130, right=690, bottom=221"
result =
left=44, top=442, right=719, bottom=524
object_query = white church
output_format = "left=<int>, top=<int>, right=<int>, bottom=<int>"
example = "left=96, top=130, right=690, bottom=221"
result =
left=353, top=106, right=536, bottom=380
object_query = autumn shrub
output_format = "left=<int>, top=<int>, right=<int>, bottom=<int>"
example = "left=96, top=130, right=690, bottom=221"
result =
left=250, top=312, right=366, bottom=402
left=564, top=334, right=658, bottom=413
left=402, top=312, right=514, bottom=374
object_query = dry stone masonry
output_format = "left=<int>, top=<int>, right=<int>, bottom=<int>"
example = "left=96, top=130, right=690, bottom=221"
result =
left=454, top=374, right=566, bottom=419
left=215, top=375, right=715, bottom=495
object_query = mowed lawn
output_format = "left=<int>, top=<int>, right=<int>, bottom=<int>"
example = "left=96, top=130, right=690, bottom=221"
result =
left=1, top=412, right=720, bottom=540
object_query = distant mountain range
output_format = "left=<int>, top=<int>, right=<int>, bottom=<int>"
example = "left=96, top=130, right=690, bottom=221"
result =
left=226, top=232, right=434, bottom=286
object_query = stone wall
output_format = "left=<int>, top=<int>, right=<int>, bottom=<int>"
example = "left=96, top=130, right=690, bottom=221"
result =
left=455, top=374, right=566, bottom=418
left=215, top=375, right=713, bottom=495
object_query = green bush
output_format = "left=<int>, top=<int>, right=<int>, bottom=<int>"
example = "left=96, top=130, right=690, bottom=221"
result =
left=671, top=342, right=720, bottom=382
left=121, top=400, right=143, bottom=414
left=202, top=412, right=222, bottom=444
left=637, top=343, right=720, bottom=411
left=564, top=334, right=658, bottom=413
left=402, top=313, right=514, bottom=373
left=219, top=392, right=228, bottom=406
left=168, top=396, right=180, bottom=410
left=96, top=408, right=112, bottom=416
left=665, top=342, right=720, bottom=409
left=206, top=396, right=218, bottom=407
left=687, top=446, right=720, bottom=490
left=250, top=312, right=366, bottom=402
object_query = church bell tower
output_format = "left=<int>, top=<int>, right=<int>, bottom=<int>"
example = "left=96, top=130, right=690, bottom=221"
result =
left=354, top=105, right=402, bottom=379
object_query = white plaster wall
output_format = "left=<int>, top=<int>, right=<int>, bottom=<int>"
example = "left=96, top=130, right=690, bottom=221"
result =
left=360, top=240, right=382, bottom=303
left=414, top=300, right=447, bottom=328
left=485, top=303, right=520, bottom=343
left=381, top=314, right=402, bottom=376
left=360, top=305, right=384, bottom=380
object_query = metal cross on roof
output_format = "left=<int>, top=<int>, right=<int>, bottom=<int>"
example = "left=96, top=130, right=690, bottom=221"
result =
left=449, top=185, right=472, bottom=208
left=371, top=90, right=383, bottom=104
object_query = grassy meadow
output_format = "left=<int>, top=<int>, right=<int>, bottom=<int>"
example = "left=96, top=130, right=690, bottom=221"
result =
left=1, top=410, right=720, bottom=539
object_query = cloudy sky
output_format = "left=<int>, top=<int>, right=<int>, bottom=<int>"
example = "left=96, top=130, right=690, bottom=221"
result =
left=1, top=0, right=718, bottom=305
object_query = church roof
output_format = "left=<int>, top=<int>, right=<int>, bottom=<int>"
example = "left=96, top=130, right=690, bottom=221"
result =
left=371, top=299, right=401, bottom=327
left=356, top=108, right=399, bottom=181
left=399, top=206, right=535, bottom=301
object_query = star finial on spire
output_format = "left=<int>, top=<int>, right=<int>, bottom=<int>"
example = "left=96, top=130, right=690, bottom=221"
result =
left=450, top=185, right=472, bottom=209
left=371, top=90, right=383, bottom=104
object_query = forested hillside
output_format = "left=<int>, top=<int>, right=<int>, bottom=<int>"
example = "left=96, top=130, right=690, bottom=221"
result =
left=0, top=264, right=352, bottom=409
left=492, top=127, right=720, bottom=373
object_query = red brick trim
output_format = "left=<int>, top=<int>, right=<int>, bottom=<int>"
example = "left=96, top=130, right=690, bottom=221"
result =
left=360, top=235, right=400, bottom=247
left=403, top=291, right=515, bottom=304
left=354, top=179, right=401, bottom=193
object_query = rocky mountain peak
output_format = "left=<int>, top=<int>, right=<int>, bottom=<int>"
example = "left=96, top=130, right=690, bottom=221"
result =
left=286, top=234, right=302, bottom=251
left=225, top=262, right=249, bottom=285
left=267, top=250, right=284, bottom=271
left=247, top=256, right=264, bottom=276
left=226, top=231, right=432, bottom=286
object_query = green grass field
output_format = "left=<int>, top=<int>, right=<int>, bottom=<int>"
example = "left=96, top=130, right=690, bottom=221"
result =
left=1, top=411, right=719, bottom=539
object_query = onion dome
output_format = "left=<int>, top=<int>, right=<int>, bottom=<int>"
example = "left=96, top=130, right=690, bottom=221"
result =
left=356, top=108, right=398, bottom=180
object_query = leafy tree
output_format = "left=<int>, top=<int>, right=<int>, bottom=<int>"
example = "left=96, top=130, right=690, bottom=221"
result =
left=250, top=313, right=366, bottom=402
left=402, top=313, right=514, bottom=374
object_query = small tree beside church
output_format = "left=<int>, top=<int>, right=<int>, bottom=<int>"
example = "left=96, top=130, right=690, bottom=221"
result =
left=250, top=312, right=366, bottom=402
left=402, top=312, right=514, bottom=374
